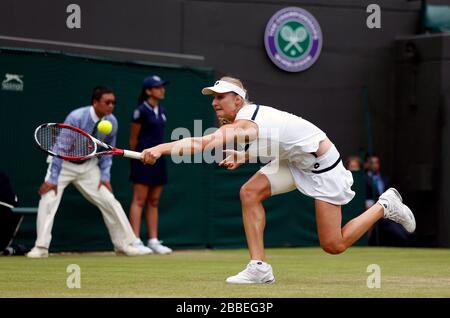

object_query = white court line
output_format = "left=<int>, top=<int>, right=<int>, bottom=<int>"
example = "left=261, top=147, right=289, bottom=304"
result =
left=0, top=35, right=205, bottom=61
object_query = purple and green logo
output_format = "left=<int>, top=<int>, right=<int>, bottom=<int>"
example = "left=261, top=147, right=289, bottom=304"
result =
left=264, top=7, right=323, bottom=72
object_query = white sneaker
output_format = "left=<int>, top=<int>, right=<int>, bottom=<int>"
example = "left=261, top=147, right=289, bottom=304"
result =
left=132, top=239, right=153, bottom=255
left=26, top=246, right=49, bottom=258
left=148, top=239, right=172, bottom=255
left=226, top=262, right=275, bottom=284
left=115, top=242, right=152, bottom=256
left=378, top=188, right=416, bottom=233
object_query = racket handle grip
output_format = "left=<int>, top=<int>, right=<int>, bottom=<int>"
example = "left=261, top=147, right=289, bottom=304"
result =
left=123, top=150, right=142, bottom=160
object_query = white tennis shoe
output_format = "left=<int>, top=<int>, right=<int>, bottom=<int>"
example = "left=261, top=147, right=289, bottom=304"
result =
left=132, top=239, right=154, bottom=255
left=26, top=246, right=49, bottom=258
left=226, top=262, right=275, bottom=284
left=115, top=241, right=152, bottom=256
left=148, top=239, right=172, bottom=255
left=378, top=188, right=416, bottom=233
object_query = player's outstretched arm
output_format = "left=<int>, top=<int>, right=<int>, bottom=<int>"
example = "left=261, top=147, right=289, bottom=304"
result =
left=141, top=120, right=258, bottom=165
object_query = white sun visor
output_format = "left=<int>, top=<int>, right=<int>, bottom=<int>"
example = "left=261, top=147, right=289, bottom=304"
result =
left=201, top=80, right=246, bottom=99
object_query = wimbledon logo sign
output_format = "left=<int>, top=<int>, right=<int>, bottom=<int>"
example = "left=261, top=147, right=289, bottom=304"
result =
left=264, top=7, right=323, bottom=72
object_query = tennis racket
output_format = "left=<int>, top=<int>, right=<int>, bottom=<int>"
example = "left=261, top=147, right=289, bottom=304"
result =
left=34, top=123, right=142, bottom=161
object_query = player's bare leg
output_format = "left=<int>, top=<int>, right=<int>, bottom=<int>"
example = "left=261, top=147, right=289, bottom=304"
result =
left=239, top=172, right=272, bottom=261
left=315, top=187, right=416, bottom=254
left=315, top=200, right=384, bottom=254
left=226, top=172, right=275, bottom=284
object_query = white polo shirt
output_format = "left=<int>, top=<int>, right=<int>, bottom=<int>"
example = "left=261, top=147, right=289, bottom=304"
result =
left=235, top=104, right=327, bottom=168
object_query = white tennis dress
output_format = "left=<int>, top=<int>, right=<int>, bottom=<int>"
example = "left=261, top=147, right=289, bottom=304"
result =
left=235, top=104, right=355, bottom=205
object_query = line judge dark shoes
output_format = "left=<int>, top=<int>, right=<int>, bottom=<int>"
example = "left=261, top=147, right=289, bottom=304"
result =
left=378, top=188, right=416, bottom=233
left=226, top=261, right=275, bottom=284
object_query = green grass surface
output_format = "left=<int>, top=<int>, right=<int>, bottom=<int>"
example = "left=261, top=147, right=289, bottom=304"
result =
left=1, top=247, right=449, bottom=297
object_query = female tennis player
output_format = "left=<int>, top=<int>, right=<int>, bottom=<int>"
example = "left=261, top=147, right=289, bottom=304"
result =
left=140, top=77, right=416, bottom=284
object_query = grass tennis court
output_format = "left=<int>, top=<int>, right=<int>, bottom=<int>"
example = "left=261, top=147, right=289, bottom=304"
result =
left=1, top=247, right=449, bottom=298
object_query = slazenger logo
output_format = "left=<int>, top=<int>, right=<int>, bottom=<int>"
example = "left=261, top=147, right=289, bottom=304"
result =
left=2, top=73, right=24, bottom=91
left=264, top=7, right=323, bottom=72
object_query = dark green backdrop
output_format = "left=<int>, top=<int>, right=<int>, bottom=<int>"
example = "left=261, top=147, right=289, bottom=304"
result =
left=0, top=48, right=367, bottom=251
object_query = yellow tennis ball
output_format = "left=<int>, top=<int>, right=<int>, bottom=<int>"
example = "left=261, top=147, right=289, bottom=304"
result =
left=97, top=120, right=113, bottom=135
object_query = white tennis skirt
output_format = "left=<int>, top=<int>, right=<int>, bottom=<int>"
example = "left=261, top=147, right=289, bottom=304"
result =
left=260, top=145, right=355, bottom=205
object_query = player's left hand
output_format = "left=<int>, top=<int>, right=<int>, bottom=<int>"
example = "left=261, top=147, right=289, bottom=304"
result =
left=99, top=180, right=113, bottom=192
left=219, top=149, right=246, bottom=170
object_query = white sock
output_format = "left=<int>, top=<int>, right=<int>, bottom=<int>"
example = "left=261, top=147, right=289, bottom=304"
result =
left=377, top=198, right=389, bottom=217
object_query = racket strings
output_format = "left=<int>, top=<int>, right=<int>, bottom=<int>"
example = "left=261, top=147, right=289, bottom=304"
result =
left=36, top=126, right=95, bottom=157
